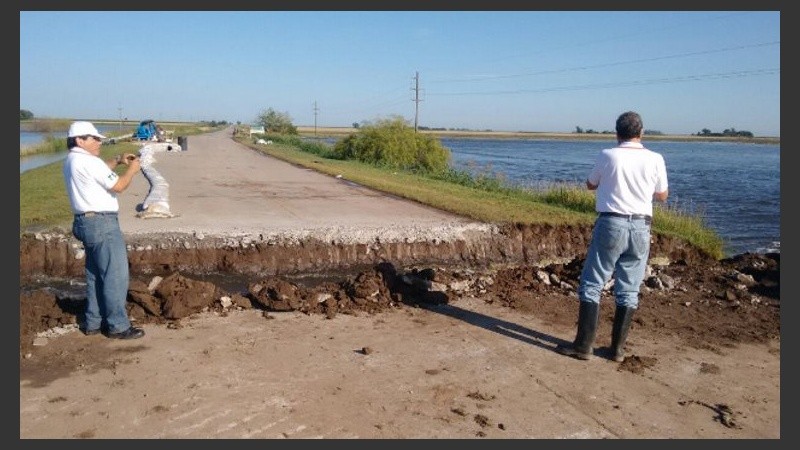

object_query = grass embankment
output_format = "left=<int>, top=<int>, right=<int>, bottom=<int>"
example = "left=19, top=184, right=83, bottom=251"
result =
left=239, top=133, right=724, bottom=259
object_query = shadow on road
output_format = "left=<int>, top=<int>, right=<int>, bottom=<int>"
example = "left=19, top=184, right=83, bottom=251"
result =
left=418, top=302, right=570, bottom=353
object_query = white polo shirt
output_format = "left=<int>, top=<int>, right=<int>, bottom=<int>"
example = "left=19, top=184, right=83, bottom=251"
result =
left=587, top=141, right=668, bottom=217
left=62, top=147, right=120, bottom=214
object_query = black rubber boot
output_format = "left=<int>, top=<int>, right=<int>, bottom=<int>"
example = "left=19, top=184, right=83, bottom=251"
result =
left=610, top=305, right=636, bottom=362
left=556, top=301, right=600, bottom=360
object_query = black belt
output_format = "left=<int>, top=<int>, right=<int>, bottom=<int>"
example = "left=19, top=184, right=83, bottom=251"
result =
left=599, top=211, right=651, bottom=223
left=75, top=211, right=117, bottom=217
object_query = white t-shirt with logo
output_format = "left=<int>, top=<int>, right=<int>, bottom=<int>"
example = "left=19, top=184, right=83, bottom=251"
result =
left=587, top=141, right=668, bottom=217
left=62, top=147, right=120, bottom=214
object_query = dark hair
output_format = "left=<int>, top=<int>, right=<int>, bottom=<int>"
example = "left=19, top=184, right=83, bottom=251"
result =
left=615, top=111, right=643, bottom=140
left=67, top=136, right=79, bottom=148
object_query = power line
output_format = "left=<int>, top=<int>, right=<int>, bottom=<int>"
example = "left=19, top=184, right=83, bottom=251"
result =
left=427, top=68, right=779, bottom=96
left=324, top=90, right=409, bottom=118
left=477, top=12, right=750, bottom=65
left=430, top=41, right=780, bottom=84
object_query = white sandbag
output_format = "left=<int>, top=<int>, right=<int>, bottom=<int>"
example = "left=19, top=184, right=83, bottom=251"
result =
left=136, top=146, right=175, bottom=219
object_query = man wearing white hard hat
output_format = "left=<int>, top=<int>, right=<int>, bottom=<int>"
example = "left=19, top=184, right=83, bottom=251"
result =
left=62, top=121, right=145, bottom=339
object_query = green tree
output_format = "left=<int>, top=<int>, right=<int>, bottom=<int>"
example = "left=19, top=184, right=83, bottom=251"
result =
left=257, top=108, right=297, bottom=134
left=20, top=109, right=34, bottom=120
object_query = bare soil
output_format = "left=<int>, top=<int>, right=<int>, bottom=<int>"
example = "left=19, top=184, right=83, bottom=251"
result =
left=19, top=246, right=780, bottom=438
left=19, top=128, right=780, bottom=438
left=20, top=248, right=780, bottom=357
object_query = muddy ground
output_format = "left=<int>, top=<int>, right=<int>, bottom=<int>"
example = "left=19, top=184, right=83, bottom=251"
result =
left=19, top=232, right=780, bottom=358
left=18, top=226, right=780, bottom=438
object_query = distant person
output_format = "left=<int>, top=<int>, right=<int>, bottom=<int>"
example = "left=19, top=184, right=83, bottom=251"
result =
left=62, top=121, right=145, bottom=339
left=556, top=111, right=668, bottom=361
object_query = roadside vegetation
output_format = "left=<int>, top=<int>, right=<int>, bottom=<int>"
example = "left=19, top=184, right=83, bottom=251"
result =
left=256, top=108, right=298, bottom=134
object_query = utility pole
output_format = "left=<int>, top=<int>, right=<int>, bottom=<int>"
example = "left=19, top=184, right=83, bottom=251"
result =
left=313, top=101, right=319, bottom=138
left=118, top=106, right=123, bottom=131
left=412, top=71, right=421, bottom=133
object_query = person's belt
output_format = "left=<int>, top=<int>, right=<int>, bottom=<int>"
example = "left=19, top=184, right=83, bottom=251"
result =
left=75, top=211, right=118, bottom=217
left=599, top=211, right=652, bottom=223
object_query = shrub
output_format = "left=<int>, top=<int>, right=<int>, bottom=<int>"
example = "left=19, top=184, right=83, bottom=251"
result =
left=331, top=116, right=450, bottom=173
left=257, top=108, right=297, bottom=135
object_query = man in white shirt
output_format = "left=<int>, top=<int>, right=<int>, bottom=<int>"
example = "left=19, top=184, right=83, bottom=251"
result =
left=62, top=121, right=145, bottom=339
left=556, top=111, right=669, bottom=362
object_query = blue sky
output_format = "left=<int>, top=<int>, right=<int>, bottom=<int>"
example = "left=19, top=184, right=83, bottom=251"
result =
left=20, top=11, right=780, bottom=136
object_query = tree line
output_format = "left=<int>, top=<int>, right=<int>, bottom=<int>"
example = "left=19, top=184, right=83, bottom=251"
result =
left=574, top=124, right=755, bottom=137
left=694, top=128, right=754, bottom=137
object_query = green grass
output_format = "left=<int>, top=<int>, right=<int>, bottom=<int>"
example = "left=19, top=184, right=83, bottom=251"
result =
left=20, top=135, right=69, bottom=156
left=20, top=160, right=73, bottom=229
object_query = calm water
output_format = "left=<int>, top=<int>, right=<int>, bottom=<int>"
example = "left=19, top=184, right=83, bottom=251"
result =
left=23, top=133, right=779, bottom=257
left=440, top=138, right=780, bottom=258
left=20, top=125, right=120, bottom=148
left=20, top=125, right=123, bottom=173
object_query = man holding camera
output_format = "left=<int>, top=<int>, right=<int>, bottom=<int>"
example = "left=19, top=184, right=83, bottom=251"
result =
left=62, top=121, right=145, bottom=339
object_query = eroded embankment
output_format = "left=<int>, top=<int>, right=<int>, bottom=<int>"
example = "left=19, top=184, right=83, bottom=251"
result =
left=20, top=222, right=780, bottom=359
left=19, top=223, right=712, bottom=281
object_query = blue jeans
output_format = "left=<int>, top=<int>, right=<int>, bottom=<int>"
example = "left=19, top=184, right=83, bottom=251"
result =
left=72, top=213, right=132, bottom=334
left=578, top=214, right=651, bottom=308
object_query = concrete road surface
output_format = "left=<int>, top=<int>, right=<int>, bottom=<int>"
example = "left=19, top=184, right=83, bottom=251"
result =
left=118, top=128, right=488, bottom=243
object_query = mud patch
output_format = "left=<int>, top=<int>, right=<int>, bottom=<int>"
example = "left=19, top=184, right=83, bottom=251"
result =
left=20, top=251, right=780, bottom=361
left=617, top=355, right=658, bottom=374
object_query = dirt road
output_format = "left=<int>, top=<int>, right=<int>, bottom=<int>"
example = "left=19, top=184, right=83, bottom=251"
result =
left=19, top=294, right=780, bottom=438
left=19, top=128, right=780, bottom=438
